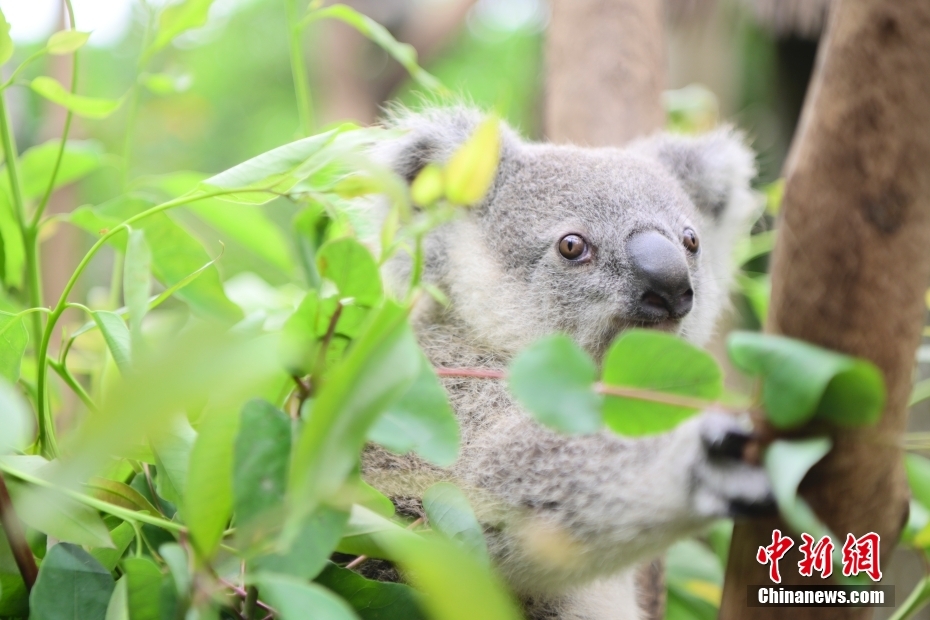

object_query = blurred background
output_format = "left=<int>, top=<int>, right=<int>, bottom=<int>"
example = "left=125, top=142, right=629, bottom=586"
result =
left=9, top=1, right=927, bottom=618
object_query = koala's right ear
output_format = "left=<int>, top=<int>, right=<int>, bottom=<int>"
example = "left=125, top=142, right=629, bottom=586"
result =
left=372, top=107, right=506, bottom=184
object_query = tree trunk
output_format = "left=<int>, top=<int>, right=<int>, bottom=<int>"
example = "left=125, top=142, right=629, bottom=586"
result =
left=544, top=0, right=666, bottom=145
left=720, top=1, right=930, bottom=618
left=545, top=2, right=667, bottom=618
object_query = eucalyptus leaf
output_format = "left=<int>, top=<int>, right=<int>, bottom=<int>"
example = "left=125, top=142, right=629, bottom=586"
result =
left=31, top=77, right=122, bottom=119
left=316, top=562, right=427, bottom=620
left=19, top=139, right=104, bottom=199
left=105, top=577, right=129, bottom=620
left=368, top=353, right=460, bottom=466
left=727, top=332, right=885, bottom=429
left=316, top=237, right=383, bottom=306
left=423, top=482, right=488, bottom=564
left=0, top=9, right=12, bottom=66
left=602, top=329, right=722, bottom=436
left=47, top=30, right=90, bottom=55
left=152, top=417, right=197, bottom=508
left=185, top=406, right=238, bottom=557
left=93, top=311, right=132, bottom=374
left=30, top=543, right=115, bottom=620
left=508, top=334, right=602, bottom=434
left=123, top=557, right=162, bottom=620
left=91, top=522, right=136, bottom=571
left=86, top=478, right=160, bottom=516
left=443, top=115, right=501, bottom=206
left=150, top=0, right=214, bottom=54
left=253, top=574, right=360, bottom=620
left=251, top=506, right=347, bottom=580
left=233, top=400, right=291, bottom=528
left=5, top=475, right=113, bottom=548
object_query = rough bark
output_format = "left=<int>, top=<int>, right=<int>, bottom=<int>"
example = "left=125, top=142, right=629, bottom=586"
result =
left=720, top=1, right=930, bottom=618
left=544, top=0, right=666, bottom=145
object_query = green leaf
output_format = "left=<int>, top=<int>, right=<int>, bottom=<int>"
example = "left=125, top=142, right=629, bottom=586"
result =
left=305, top=5, right=442, bottom=91
left=159, top=544, right=190, bottom=599
left=253, top=574, right=359, bottom=620
left=200, top=129, right=340, bottom=203
left=286, top=302, right=420, bottom=532
left=19, top=139, right=104, bottom=199
left=140, top=72, right=191, bottom=96
left=422, top=482, right=488, bottom=564
left=336, top=505, right=420, bottom=559
left=93, top=311, right=132, bottom=374
left=233, top=400, right=291, bottom=528
left=508, top=334, right=602, bottom=434
left=251, top=506, right=347, bottom=580
left=0, top=371, right=31, bottom=455
left=31, top=77, right=123, bottom=119
left=105, top=577, right=129, bottom=620
left=87, top=478, right=160, bottom=516
left=151, top=417, right=197, bottom=508
left=47, top=30, right=91, bottom=55
left=0, top=313, right=28, bottom=383
left=123, top=557, right=162, bottom=620
left=443, top=115, right=501, bottom=206
left=410, top=164, right=444, bottom=207
left=316, top=237, right=383, bottom=306
left=4, top=459, right=113, bottom=548
left=0, top=9, right=13, bottom=66
left=30, top=543, right=115, bottom=620
left=378, top=531, right=521, bottom=620
left=70, top=198, right=243, bottom=322
left=124, top=229, right=152, bottom=350
left=764, top=438, right=833, bottom=538
left=315, top=562, right=427, bottom=620
left=185, top=406, right=238, bottom=557
left=907, top=454, right=930, bottom=510
left=91, top=522, right=135, bottom=571
left=150, top=0, right=215, bottom=55
left=368, top=353, right=460, bottom=466
left=727, top=332, right=886, bottom=429
left=200, top=127, right=383, bottom=205
left=602, top=330, right=722, bottom=436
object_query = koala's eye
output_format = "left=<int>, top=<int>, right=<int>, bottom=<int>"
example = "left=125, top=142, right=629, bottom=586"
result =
left=558, top=234, right=588, bottom=260
left=682, top=228, right=699, bottom=254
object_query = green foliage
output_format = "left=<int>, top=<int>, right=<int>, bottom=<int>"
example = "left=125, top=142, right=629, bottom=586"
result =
left=508, top=334, right=602, bottom=434
left=728, top=331, right=885, bottom=429
left=0, top=3, right=902, bottom=620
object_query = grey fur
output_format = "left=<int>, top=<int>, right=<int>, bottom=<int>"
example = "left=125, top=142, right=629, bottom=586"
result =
left=362, top=108, right=769, bottom=620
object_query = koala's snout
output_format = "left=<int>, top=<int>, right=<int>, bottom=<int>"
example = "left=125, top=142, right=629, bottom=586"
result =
left=627, top=231, right=693, bottom=321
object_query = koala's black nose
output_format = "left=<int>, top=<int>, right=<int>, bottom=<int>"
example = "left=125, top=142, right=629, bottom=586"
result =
left=628, top=231, right=693, bottom=321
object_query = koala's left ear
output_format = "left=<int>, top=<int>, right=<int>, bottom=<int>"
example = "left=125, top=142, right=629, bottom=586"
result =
left=629, top=127, right=759, bottom=225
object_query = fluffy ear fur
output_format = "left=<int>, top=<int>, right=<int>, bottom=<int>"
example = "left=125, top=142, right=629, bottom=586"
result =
left=371, top=106, right=515, bottom=185
left=630, top=127, right=760, bottom=226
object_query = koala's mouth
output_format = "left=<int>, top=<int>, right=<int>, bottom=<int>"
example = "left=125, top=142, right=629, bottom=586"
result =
left=632, top=317, right=683, bottom=333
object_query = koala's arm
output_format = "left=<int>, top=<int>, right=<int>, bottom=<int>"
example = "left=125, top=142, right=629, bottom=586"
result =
left=455, top=402, right=769, bottom=596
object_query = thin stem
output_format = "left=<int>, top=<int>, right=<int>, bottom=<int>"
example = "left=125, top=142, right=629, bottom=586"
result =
left=244, top=585, right=259, bottom=620
left=346, top=517, right=423, bottom=572
left=31, top=0, right=78, bottom=228
left=0, top=461, right=184, bottom=532
left=286, top=0, right=314, bottom=135
left=0, top=90, right=42, bottom=360
left=0, top=48, right=49, bottom=90
left=433, top=367, right=745, bottom=413
left=0, top=474, right=38, bottom=590
left=217, top=577, right=275, bottom=614
left=48, top=359, right=97, bottom=412
left=889, top=575, right=930, bottom=620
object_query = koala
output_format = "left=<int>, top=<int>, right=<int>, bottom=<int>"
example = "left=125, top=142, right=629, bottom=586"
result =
left=361, top=107, right=772, bottom=620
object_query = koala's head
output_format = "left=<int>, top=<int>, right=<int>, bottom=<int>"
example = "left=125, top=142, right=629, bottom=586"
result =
left=373, top=107, right=759, bottom=360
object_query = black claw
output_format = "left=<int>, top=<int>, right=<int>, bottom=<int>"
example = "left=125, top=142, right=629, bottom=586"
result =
left=729, top=495, right=778, bottom=519
left=705, top=428, right=753, bottom=461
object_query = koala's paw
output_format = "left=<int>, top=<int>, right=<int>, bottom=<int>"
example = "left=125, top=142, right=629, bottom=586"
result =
left=689, top=411, right=776, bottom=519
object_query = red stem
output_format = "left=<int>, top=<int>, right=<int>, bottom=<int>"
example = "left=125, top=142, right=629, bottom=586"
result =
left=0, top=473, right=38, bottom=590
